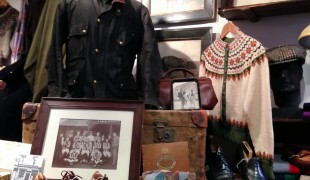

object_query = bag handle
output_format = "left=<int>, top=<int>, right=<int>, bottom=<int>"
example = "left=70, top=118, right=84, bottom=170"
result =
left=162, top=68, right=195, bottom=79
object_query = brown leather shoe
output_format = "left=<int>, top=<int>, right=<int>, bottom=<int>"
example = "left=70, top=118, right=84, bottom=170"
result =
left=91, top=171, right=109, bottom=180
left=61, top=171, right=82, bottom=180
left=34, top=173, right=46, bottom=180
left=289, top=150, right=310, bottom=169
left=282, top=146, right=310, bottom=169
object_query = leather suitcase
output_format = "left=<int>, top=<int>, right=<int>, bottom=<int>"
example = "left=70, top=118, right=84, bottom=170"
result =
left=142, top=110, right=208, bottom=179
left=21, top=102, right=40, bottom=144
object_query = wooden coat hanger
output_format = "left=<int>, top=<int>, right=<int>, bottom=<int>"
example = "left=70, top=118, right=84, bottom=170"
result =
left=0, top=0, right=8, bottom=8
left=220, top=21, right=239, bottom=40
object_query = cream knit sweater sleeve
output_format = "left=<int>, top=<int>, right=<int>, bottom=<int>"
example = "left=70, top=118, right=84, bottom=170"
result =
left=243, top=53, right=274, bottom=159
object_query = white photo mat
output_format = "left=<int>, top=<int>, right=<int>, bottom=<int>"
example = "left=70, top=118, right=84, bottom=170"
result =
left=41, top=108, right=134, bottom=179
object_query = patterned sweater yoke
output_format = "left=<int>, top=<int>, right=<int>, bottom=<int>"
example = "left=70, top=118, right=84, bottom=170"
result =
left=199, top=31, right=274, bottom=161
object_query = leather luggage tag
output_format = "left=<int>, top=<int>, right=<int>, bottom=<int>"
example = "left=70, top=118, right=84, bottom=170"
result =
left=142, top=142, right=190, bottom=172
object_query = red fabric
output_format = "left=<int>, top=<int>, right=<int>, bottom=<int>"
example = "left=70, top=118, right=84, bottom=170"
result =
left=289, top=163, right=300, bottom=174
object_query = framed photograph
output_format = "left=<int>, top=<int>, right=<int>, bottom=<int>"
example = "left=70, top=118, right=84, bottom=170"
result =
left=30, top=98, right=144, bottom=180
left=156, top=27, right=213, bottom=76
left=142, top=0, right=216, bottom=26
left=172, top=79, right=201, bottom=110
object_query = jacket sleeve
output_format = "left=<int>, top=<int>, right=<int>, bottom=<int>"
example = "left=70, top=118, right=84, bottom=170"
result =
left=46, top=0, right=69, bottom=97
left=137, top=5, right=162, bottom=108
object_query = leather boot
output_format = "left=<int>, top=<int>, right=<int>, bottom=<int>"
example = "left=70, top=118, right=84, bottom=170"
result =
left=209, top=145, right=234, bottom=180
left=237, top=157, right=266, bottom=180
left=237, top=141, right=266, bottom=180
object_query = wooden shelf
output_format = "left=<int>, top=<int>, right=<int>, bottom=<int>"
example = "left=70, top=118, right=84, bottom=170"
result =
left=218, top=0, right=310, bottom=22
left=272, top=107, right=309, bottom=144
left=273, top=119, right=310, bottom=144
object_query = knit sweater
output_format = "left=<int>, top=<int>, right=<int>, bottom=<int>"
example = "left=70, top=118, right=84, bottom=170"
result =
left=199, top=31, right=274, bottom=161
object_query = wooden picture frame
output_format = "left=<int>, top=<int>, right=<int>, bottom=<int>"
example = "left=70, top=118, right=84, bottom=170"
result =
left=142, top=0, right=216, bottom=27
left=156, top=27, right=213, bottom=77
left=30, top=98, right=144, bottom=180
left=172, top=78, right=201, bottom=110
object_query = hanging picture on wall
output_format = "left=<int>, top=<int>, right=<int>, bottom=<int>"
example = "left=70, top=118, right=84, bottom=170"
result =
left=142, top=0, right=216, bottom=26
left=156, top=27, right=213, bottom=76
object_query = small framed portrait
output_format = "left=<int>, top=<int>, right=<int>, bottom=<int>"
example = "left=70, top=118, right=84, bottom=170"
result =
left=172, top=79, right=201, bottom=110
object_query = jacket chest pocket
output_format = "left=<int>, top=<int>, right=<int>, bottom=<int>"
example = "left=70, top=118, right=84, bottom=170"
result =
left=67, top=24, right=88, bottom=60
left=116, top=31, right=137, bottom=54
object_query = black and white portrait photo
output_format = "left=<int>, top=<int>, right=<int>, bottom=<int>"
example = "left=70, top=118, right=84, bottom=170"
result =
left=172, top=80, right=200, bottom=110
left=51, top=118, right=121, bottom=169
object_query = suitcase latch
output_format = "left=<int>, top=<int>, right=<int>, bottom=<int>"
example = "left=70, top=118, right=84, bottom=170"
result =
left=153, top=119, right=175, bottom=143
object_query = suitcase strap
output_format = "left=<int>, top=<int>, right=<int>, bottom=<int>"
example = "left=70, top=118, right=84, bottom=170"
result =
left=191, top=110, right=208, bottom=128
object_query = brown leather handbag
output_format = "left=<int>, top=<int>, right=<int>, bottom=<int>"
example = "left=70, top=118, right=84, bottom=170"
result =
left=159, top=68, right=218, bottom=110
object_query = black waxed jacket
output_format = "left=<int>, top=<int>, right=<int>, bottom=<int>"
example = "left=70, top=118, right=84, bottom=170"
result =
left=47, top=0, right=162, bottom=107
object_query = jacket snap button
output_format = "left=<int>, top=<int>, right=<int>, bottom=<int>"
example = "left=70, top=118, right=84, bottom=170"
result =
left=93, top=80, right=97, bottom=84
left=119, top=41, right=123, bottom=45
left=95, top=49, right=99, bottom=52
left=82, top=29, right=86, bottom=33
left=97, top=19, right=100, bottom=23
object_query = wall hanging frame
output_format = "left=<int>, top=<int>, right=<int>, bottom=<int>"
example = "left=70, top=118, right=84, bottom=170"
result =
left=142, top=0, right=216, bottom=27
left=156, top=27, right=213, bottom=76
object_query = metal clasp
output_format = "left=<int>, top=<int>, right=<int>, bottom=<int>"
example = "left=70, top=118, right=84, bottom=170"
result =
left=153, top=119, right=175, bottom=143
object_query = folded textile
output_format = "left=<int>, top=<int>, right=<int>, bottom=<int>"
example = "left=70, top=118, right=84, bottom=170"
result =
left=303, top=111, right=310, bottom=121
left=141, top=170, right=196, bottom=180
left=274, top=173, right=300, bottom=180
left=273, top=154, right=300, bottom=174
left=303, top=103, right=310, bottom=111
left=300, top=175, right=310, bottom=180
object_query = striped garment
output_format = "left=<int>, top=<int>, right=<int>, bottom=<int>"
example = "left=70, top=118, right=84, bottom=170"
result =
left=142, top=170, right=196, bottom=180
